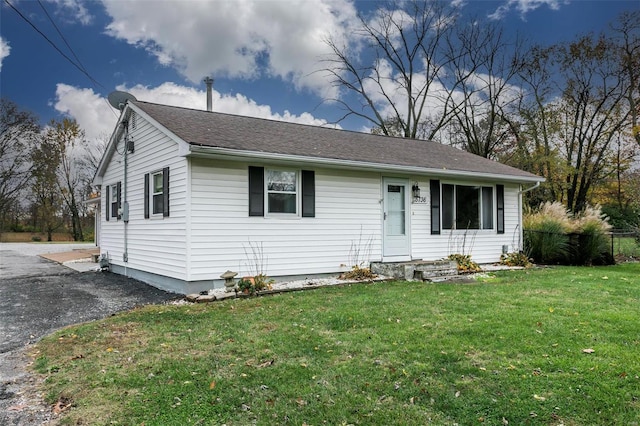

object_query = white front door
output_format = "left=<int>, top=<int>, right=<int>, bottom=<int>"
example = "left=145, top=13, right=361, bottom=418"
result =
left=383, top=178, right=410, bottom=258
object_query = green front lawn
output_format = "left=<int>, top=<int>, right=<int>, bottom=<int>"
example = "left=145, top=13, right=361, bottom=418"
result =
left=33, top=264, right=640, bottom=425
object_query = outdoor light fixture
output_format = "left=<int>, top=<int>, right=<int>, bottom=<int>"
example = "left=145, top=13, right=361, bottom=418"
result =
left=412, top=183, right=421, bottom=201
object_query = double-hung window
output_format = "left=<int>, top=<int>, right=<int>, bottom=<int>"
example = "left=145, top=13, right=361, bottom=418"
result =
left=144, top=167, right=170, bottom=218
left=110, top=184, right=119, bottom=218
left=105, top=182, right=121, bottom=221
left=266, top=169, right=297, bottom=214
left=249, top=166, right=315, bottom=217
left=152, top=171, right=165, bottom=214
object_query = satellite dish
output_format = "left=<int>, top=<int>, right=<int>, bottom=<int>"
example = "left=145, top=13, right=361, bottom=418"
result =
left=107, top=91, right=137, bottom=111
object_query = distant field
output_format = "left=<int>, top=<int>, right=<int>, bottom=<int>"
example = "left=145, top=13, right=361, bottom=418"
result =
left=612, top=236, right=640, bottom=258
left=0, top=232, right=76, bottom=242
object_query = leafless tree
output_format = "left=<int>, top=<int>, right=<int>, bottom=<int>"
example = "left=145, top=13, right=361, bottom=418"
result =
left=512, top=31, right=632, bottom=213
left=0, top=98, right=40, bottom=231
left=31, top=132, right=63, bottom=241
left=506, top=45, right=566, bottom=205
left=323, top=0, right=461, bottom=140
left=44, top=118, right=87, bottom=241
left=611, top=10, right=640, bottom=148
left=557, top=35, right=631, bottom=213
left=446, top=22, right=526, bottom=158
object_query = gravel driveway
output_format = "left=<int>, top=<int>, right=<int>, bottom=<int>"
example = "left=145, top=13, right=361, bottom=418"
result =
left=0, top=243, right=177, bottom=425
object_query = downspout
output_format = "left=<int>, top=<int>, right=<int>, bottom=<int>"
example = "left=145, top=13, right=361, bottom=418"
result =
left=121, top=119, right=131, bottom=272
left=517, top=181, right=541, bottom=251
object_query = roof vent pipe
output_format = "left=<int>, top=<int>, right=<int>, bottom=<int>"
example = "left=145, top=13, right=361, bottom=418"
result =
left=204, top=77, right=214, bottom=112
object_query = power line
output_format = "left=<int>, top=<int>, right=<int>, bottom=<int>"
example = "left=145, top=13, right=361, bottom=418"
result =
left=34, top=0, right=119, bottom=120
left=37, top=0, right=95, bottom=86
left=4, top=0, right=102, bottom=88
left=4, top=0, right=119, bottom=119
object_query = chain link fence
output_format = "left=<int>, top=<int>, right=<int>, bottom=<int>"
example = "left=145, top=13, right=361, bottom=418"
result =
left=610, top=230, right=640, bottom=262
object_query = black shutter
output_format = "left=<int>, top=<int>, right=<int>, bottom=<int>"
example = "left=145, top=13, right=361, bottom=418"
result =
left=144, top=173, right=150, bottom=219
left=116, top=181, right=122, bottom=220
left=496, top=184, right=505, bottom=234
left=301, top=170, right=315, bottom=217
left=105, top=185, right=110, bottom=222
left=430, top=179, right=440, bottom=235
left=163, top=167, right=170, bottom=217
left=248, top=166, right=264, bottom=216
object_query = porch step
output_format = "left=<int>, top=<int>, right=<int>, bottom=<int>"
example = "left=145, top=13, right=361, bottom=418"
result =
left=370, top=259, right=458, bottom=281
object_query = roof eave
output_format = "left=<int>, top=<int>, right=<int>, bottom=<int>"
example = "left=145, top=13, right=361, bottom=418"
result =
left=186, top=145, right=544, bottom=184
left=93, top=106, right=131, bottom=185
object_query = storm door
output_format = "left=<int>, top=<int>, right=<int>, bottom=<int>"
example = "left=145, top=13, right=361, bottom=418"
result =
left=383, top=178, right=410, bottom=258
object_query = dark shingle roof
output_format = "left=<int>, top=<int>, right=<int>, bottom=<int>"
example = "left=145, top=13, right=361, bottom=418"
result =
left=133, top=101, right=541, bottom=182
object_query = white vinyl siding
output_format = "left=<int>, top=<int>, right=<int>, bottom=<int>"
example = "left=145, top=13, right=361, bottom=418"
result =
left=411, top=179, right=521, bottom=264
left=100, top=113, right=188, bottom=280
left=189, top=158, right=382, bottom=280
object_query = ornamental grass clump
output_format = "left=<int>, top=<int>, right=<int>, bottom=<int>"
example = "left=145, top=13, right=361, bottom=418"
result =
left=523, top=202, right=571, bottom=264
left=572, top=205, right=612, bottom=265
left=524, top=202, right=612, bottom=265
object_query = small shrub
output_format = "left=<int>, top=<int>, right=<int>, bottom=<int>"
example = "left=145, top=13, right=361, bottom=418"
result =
left=237, top=277, right=256, bottom=295
left=237, top=275, right=273, bottom=296
left=448, top=254, right=481, bottom=273
left=253, top=273, right=274, bottom=292
left=340, top=266, right=378, bottom=281
left=31, top=235, right=42, bottom=242
left=10, top=223, right=24, bottom=232
left=500, top=252, right=533, bottom=268
left=601, top=204, right=640, bottom=231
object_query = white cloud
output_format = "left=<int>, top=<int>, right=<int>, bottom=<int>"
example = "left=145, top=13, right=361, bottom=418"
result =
left=53, top=82, right=334, bottom=143
left=46, top=0, right=93, bottom=25
left=53, top=84, right=118, bottom=141
left=119, top=82, right=333, bottom=126
left=0, top=37, right=10, bottom=70
left=101, top=0, right=358, bottom=99
left=488, top=0, right=566, bottom=20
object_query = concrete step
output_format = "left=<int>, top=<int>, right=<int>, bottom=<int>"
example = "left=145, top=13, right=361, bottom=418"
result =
left=371, top=259, right=458, bottom=281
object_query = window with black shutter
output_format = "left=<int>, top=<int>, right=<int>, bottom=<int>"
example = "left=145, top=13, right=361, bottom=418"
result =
left=430, top=180, right=440, bottom=235
left=496, top=184, right=505, bottom=234
left=144, top=167, right=170, bottom=218
left=248, top=167, right=315, bottom=218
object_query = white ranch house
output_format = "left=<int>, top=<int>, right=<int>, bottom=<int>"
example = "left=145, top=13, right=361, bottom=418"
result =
left=93, top=101, right=543, bottom=294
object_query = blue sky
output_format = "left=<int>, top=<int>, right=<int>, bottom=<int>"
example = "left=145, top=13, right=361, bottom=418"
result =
left=1, top=0, right=637, bottom=142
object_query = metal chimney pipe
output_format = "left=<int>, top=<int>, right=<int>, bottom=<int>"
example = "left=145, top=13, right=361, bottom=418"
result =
left=204, top=77, right=214, bottom=112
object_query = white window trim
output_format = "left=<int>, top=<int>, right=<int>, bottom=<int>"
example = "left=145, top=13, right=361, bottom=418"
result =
left=150, top=169, right=164, bottom=217
left=265, top=168, right=299, bottom=217
left=110, top=183, right=118, bottom=218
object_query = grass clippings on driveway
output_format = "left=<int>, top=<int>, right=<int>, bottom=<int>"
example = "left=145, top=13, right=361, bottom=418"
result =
left=32, top=264, right=640, bottom=425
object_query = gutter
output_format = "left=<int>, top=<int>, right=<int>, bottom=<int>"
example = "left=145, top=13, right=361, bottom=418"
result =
left=186, top=145, right=545, bottom=185
left=518, top=181, right=541, bottom=194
